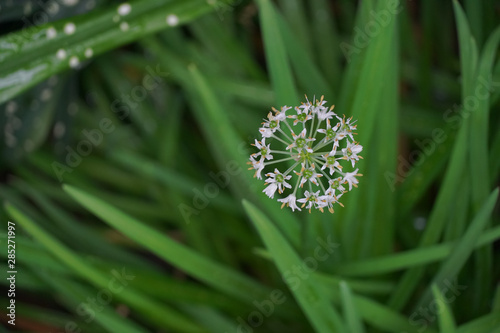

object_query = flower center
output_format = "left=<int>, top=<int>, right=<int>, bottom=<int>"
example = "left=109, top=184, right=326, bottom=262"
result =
left=298, top=151, right=312, bottom=163
left=261, top=148, right=268, bottom=156
left=297, top=113, right=307, bottom=122
left=327, top=156, right=336, bottom=165
left=326, top=128, right=335, bottom=140
left=304, top=169, right=313, bottom=179
left=269, top=120, right=278, bottom=129
left=276, top=174, right=284, bottom=183
left=331, top=179, right=339, bottom=189
left=296, top=138, right=306, bottom=148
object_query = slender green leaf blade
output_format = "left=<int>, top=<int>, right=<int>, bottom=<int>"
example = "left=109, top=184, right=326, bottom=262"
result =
left=340, top=281, right=365, bottom=333
left=5, top=202, right=205, bottom=333
left=431, top=284, right=457, bottom=333
left=63, top=185, right=272, bottom=305
left=243, top=199, right=345, bottom=333
left=256, top=0, right=299, bottom=106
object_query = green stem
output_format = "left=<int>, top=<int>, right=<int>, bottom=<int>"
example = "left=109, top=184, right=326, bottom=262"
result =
left=283, top=116, right=295, bottom=134
left=271, top=133, right=291, bottom=146
left=263, top=156, right=296, bottom=166
left=277, top=127, right=293, bottom=143
left=270, top=149, right=296, bottom=155
left=283, top=161, right=301, bottom=177
left=292, top=176, right=302, bottom=196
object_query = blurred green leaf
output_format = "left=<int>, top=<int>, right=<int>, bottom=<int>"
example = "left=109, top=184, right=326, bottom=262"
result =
left=415, top=188, right=498, bottom=310
left=432, top=284, right=457, bottom=333
left=243, top=199, right=345, bottom=333
left=0, top=0, right=229, bottom=103
left=256, top=0, right=299, bottom=106
left=63, top=184, right=273, bottom=305
left=340, top=281, right=366, bottom=333
left=5, top=202, right=206, bottom=332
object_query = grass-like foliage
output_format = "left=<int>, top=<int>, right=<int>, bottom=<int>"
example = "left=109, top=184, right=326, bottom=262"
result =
left=1, top=0, right=499, bottom=332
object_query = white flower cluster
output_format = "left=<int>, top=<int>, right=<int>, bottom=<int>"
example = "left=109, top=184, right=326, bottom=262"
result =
left=248, top=96, right=363, bottom=213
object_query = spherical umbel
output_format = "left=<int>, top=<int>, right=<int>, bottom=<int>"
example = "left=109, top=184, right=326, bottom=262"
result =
left=248, top=96, right=363, bottom=213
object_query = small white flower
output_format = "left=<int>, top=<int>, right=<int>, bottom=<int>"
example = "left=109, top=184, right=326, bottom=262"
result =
left=343, top=168, right=362, bottom=191
left=274, top=106, right=291, bottom=121
left=328, top=177, right=346, bottom=195
left=297, top=190, right=325, bottom=213
left=320, top=190, right=343, bottom=213
left=288, top=105, right=312, bottom=126
left=287, top=128, right=315, bottom=153
left=312, top=96, right=326, bottom=110
left=263, top=183, right=278, bottom=198
left=316, top=105, right=336, bottom=121
left=252, top=138, right=273, bottom=160
left=317, top=119, right=337, bottom=142
left=321, top=152, right=342, bottom=175
left=333, top=115, right=357, bottom=141
left=265, top=168, right=292, bottom=194
left=248, top=156, right=265, bottom=180
left=313, top=96, right=336, bottom=121
left=342, top=140, right=363, bottom=167
left=278, top=194, right=301, bottom=211
left=261, top=111, right=281, bottom=133
left=298, top=96, right=313, bottom=113
left=295, top=164, right=322, bottom=187
left=259, top=127, right=274, bottom=138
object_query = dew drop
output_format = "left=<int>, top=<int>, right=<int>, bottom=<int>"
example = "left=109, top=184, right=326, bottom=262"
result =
left=69, top=56, right=79, bottom=68
left=120, top=22, right=129, bottom=31
left=41, top=88, right=52, bottom=101
left=118, top=3, right=131, bottom=16
left=23, top=2, right=32, bottom=15
left=84, top=48, right=93, bottom=58
left=56, top=49, right=67, bottom=59
left=64, top=22, right=76, bottom=35
left=53, top=122, right=66, bottom=138
left=61, top=0, right=78, bottom=6
left=47, top=2, right=59, bottom=14
left=414, top=217, right=426, bottom=230
left=6, top=101, right=17, bottom=114
left=46, top=27, right=57, bottom=39
left=166, top=14, right=179, bottom=26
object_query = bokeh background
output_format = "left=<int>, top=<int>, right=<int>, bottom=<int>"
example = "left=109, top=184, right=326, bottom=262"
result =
left=1, top=0, right=500, bottom=332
